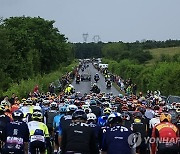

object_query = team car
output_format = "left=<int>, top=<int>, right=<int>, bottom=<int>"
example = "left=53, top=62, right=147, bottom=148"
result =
left=81, top=73, right=91, bottom=81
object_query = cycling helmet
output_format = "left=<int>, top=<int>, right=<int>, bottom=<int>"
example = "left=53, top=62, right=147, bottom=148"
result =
left=108, top=112, right=122, bottom=124
left=154, top=110, right=161, bottom=117
left=84, top=108, right=92, bottom=114
left=26, top=98, right=33, bottom=105
left=50, top=102, right=58, bottom=108
left=66, top=104, right=78, bottom=112
left=32, top=111, right=43, bottom=121
left=153, top=105, right=160, bottom=111
left=103, top=108, right=112, bottom=115
left=43, top=99, right=50, bottom=105
left=160, top=113, right=171, bottom=122
left=90, top=100, right=97, bottom=106
left=121, top=112, right=131, bottom=121
left=81, top=104, right=90, bottom=110
left=72, top=109, right=87, bottom=120
left=0, top=105, right=5, bottom=112
left=162, top=106, right=169, bottom=112
left=87, top=113, right=97, bottom=121
left=168, top=109, right=178, bottom=124
left=21, top=98, right=26, bottom=103
left=1, top=100, right=8, bottom=107
left=118, top=94, right=124, bottom=98
left=137, top=107, right=146, bottom=115
left=59, top=106, right=67, bottom=113
left=33, top=106, right=42, bottom=113
left=69, top=84, right=74, bottom=88
left=12, top=110, right=24, bottom=120
left=133, top=111, right=143, bottom=119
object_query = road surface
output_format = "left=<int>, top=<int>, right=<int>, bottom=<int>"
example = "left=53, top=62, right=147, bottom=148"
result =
left=71, top=63, right=120, bottom=96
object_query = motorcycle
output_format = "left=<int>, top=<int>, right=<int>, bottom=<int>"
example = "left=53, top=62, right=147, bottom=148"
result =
left=76, top=77, right=80, bottom=84
left=106, top=81, right=112, bottom=89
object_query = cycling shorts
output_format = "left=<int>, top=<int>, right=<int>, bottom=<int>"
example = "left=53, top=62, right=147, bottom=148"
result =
left=29, top=141, right=46, bottom=153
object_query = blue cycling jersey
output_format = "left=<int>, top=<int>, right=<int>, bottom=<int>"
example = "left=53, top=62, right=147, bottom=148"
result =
left=102, top=125, right=132, bottom=154
left=53, top=113, right=64, bottom=132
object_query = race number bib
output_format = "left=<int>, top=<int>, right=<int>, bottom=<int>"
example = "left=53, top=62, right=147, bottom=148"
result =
left=7, top=136, right=23, bottom=145
left=30, top=135, right=45, bottom=142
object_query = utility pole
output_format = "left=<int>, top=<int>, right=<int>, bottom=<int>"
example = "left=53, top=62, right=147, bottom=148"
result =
left=82, top=33, right=89, bottom=43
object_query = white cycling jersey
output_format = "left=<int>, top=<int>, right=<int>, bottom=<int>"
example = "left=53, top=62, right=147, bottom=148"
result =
left=149, top=117, right=160, bottom=129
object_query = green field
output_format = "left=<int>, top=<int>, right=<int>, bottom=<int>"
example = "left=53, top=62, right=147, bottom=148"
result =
left=146, top=47, right=180, bottom=64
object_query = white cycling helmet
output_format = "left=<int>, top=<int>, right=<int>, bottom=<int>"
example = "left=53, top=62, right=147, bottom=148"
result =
left=87, top=113, right=97, bottom=121
left=66, top=104, right=78, bottom=112
left=81, top=104, right=90, bottom=110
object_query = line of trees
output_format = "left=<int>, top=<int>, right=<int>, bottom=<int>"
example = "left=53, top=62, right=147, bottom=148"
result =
left=0, top=16, right=74, bottom=95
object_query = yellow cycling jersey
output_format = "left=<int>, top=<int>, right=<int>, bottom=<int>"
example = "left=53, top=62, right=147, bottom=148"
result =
left=28, top=121, right=49, bottom=138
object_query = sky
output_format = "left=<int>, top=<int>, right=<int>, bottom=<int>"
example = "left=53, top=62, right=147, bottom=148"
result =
left=0, top=0, right=180, bottom=43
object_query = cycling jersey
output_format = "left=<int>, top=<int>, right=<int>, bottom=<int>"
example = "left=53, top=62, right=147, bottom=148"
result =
left=20, top=106, right=34, bottom=122
left=102, top=125, right=132, bottom=154
left=61, top=122, right=99, bottom=154
left=88, top=122, right=101, bottom=147
left=131, top=118, right=148, bottom=154
left=3, top=121, right=29, bottom=154
left=89, top=105, right=101, bottom=118
left=53, top=113, right=64, bottom=133
left=45, top=109, right=59, bottom=132
left=0, top=114, right=11, bottom=140
left=28, top=121, right=49, bottom=139
left=149, top=117, right=160, bottom=129
left=28, top=120, right=50, bottom=154
left=59, top=115, right=72, bottom=135
left=151, top=122, right=179, bottom=154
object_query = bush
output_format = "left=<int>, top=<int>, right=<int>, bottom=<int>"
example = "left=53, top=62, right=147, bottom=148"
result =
left=2, top=61, right=78, bottom=98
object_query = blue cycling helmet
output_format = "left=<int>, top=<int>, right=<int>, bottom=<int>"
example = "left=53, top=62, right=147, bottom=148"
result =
left=90, top=100, right=97, bottom=105
left=59, top=106, right=67, bottom=113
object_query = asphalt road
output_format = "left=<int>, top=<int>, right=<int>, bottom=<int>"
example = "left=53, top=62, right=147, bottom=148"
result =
left=72, top=63, right=120, bottom=96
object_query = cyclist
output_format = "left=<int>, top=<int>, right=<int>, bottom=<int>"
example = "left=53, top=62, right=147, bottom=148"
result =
left=0, top=105, right=11, bottom=152
left=94, top=73, right=100, bottom=82
left=3, top=110, right=29, bottom=154
left=87, top=113, right=101, bottom=147
left=106, top=79, right=112, bottom=89
left=151, top=113, right=179, bottom=154
left=45, top=102, right=59, bottom=137
left=97, top=108, right=111, bottom=127
left=131, top=111, right=148, bottom=154
left=53, top=106, right=66, bottom=154
left=58, top=104, right=78, bottom=148
left=101, top=112, right=132, bottom=154
left=61, top=109, right=99, bottom=154
left=149, top=110, right=161, bottom=134
left=121, top=111, right=132, bottom=129
left=64, top=84, right=75, bottom=95
left=90, top=83, right=100, bottom=94
left=89, top=100, right=101, bottom=118
left=20, top=98, right=34, bottom=122
left=28, top=111, right=51, bottom=154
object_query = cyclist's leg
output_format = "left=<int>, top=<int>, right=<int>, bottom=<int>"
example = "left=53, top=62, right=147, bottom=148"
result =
left=29, top=141, right=46, bottom=154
